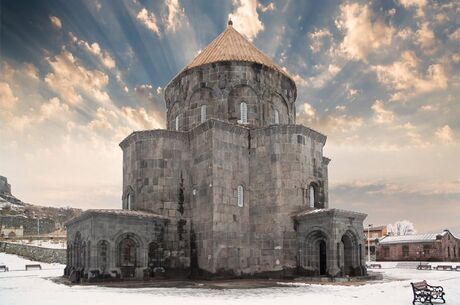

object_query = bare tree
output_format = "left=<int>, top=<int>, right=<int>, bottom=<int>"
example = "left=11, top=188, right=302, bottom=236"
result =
left=387, top=220, right=416, bottom=236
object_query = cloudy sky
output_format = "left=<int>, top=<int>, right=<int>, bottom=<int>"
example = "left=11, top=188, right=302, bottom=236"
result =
left=1, top=0, right=459, bottom=235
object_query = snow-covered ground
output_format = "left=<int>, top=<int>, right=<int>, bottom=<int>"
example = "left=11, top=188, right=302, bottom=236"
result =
left=1, top=252, right=459, bottom=305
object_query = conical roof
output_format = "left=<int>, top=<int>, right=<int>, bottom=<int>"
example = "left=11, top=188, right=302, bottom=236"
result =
left=182, top=21, right=291, bottom=79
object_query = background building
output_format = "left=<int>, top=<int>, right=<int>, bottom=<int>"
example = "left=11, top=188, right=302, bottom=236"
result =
left=364, top=225, right=388, bottom=260
left=376, top=230, right=460, bottom=262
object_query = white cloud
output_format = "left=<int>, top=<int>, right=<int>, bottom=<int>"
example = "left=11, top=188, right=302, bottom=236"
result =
left=87, top=106, right=164, bottom=138
left=449, top=28, right=460, bottom=40
left=291, top=73, right=308, bottom=87
left=302, top=102, right=316, bottom=119
left=297, top=102, right=363, bottom=136
left=0, top=82, right=18, bottom=110
left=372, top=100, right=394, bottom=124
left=5, top=97, right=71, bottom=132
left=420, top=104, right=437, bottom=111
left=49, top=16, right=62, bottom=29
left=416, top=23, right=436, bottom=52
left=137, top=8, right=161, bottom=36
left=258, top=2, right=276, bottom=13
left=69, top=33, right=116, bottom=69
left=23, top=63, right=39, bottom=80
left=335, top=105, right=346, bottom=111
left=372, top=51, right=448, bottom=101
left=39, top=97, right=70, bottom=122
left=306, top=64, right=341, bottom=88
left=398, top=0, right=426, bottom=17
left=45, top=49, right=110, bottom=105
left=435, top=125, right=454, bottom=143
left=309, top=28, right=332, bottom=53
left=228, top=0, right=264, bottom=41
left=164, top=0, right=185, bottom=32
left=336, top=3, right=394, bottom=61
left=398, top=0, right=427, bottom=8
left=134, top=84, right=156, bottom=103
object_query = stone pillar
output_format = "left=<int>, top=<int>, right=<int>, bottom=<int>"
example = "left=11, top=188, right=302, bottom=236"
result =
left=328, top=238, right=340, bottom=276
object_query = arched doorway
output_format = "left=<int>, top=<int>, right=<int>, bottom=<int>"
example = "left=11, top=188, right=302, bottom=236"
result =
left=303, top=229, right=329, bottom=276
left=319, top=240, right=327, bottom=275
left=341, top=234, right=353, bottom=275
left=340, top=230, right=359, bottom=276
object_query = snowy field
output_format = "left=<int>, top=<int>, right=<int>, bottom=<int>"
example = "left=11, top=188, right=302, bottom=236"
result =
left=1, top=253, right=460, bottom=305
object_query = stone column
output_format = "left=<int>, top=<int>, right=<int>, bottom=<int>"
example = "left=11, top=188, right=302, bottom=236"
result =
left=328, top=238, right=340, bottom=276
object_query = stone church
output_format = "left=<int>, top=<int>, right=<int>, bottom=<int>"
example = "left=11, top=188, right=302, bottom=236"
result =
left=65, top=21, right=367, bottom=281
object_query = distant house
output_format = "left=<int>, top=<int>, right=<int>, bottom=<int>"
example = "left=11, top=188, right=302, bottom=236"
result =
left=376, top=230, right=460, bottom=262
left=0, top=225, right=24, bottom=238
left=364, top=225, right=388, bottom=258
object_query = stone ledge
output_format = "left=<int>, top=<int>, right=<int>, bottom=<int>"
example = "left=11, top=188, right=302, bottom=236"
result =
left=65, top=209, right=168, bottom=227
left=119, top=119, right=327, bottom=149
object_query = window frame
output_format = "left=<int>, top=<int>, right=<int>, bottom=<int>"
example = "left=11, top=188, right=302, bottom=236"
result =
left=175, top=115, right=179, bottom=131
left=237, top=185, right=244, bottom=207
left=309, top=185, right=315, bottom=208
left=239, top=102, right=248, bottom=124
left=200, top=105, right=207, bottom=124
left=274, top=109, right=279, bottom=124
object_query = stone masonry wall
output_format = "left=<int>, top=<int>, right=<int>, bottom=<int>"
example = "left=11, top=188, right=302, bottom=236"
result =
left=120, top=130, right=191, bottom=270
left=249, top=124, right=328, bottom=274
left=66, top=214, right=167, bottom=279
left=0, top=215, right=56, bottom=235
left=0, top=241, right=66, bottom=264
left=164, top=61, right=297, bottom=131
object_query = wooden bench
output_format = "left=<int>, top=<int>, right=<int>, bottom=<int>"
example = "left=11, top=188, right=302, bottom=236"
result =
left=0, top=265, right=8, bottom=272
left=367, top=263, right=382, bottom=269
left=417, top=264, right=432, bottom=270
left=435, top=265, right=452, bottom=271
left=25, top=264, right=42, bottom=270
left=411, top=280, right=445, bottom=305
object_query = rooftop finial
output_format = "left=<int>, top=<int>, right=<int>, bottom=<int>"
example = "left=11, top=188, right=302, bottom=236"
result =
left=228, top=19, right=233, bottom=26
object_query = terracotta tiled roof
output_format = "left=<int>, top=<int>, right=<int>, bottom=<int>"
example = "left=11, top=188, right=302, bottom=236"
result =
left=183, top=23, right=290, bottom=79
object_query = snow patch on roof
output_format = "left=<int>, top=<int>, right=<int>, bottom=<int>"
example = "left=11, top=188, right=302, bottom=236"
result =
left=379, top=232, right=448, bottom=244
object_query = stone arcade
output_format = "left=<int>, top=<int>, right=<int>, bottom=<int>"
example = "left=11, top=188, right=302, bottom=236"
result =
left=65, top=21, right=367, bottom=281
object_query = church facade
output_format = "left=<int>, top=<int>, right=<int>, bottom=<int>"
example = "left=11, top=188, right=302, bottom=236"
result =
left=65, top=22, right=367, bottom=282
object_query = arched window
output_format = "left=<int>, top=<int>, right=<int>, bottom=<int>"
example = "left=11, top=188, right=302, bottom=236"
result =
left=119, top=237, right=137, bottom=267
left=200, top=105, right=207, bottom=123
left=309, top=185, right=315, bottom=208
left=274, top=109, right=279, bottom=124
left=175, top=115, right=180, bottom=131
left=127, top=193, right=132, bottom=210
left=240, top=102, right=247, bottom=124
left=237, top=185, right=244, bottom=207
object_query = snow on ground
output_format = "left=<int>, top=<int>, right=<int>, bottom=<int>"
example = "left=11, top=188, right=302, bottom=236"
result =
left=1, top=252, right=459, bottom=305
